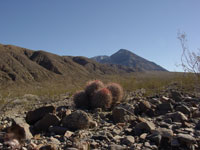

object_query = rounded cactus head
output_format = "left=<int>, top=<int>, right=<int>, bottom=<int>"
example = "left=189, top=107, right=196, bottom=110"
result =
left=91, top=88, right=112, bottom=110
left=106, top=83, right=123, bottom=106
left=73, top=90, right=89, bottom=109
left=85, top=80, right=104, bottom=97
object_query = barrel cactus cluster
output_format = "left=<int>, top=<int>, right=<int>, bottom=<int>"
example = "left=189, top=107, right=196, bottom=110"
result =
left=73, top=80, right=123, bottom=110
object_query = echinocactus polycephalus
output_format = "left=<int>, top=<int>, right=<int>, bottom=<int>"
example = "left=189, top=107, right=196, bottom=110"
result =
left=106, top=83, right=123, bottom=107
left=91, top=88, right=112, bottom=110
left=73, top=90, right=89, bottom=109
left=85, top=80, right=104, bottom=97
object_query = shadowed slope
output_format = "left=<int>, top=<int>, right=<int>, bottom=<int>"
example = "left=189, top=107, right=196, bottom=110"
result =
left=0, top=44, right=136, bottom=85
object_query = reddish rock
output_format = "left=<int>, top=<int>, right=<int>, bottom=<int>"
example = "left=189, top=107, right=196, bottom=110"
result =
left=26, top=106, right=55, bottom=125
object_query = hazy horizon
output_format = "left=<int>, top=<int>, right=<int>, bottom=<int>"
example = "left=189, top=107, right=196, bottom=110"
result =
left=1, top=0, right=200, bottom=72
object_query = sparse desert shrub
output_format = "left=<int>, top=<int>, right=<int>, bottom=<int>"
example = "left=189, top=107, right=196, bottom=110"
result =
left=73, top=91, right=89, bottom=109
left=91, top=88, right=112, bottom=110
left=85, top=80, right=104, bottom=97
left=106, top=83, right=123, bottom=107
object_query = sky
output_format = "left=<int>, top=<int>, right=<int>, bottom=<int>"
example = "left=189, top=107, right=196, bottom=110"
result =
left=0, top=0, right=200, bottom=72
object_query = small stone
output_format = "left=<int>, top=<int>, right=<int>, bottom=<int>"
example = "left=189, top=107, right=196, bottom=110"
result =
left=167, top=112, right=188, bottom=122
left=109, top=144, right=125, bottom=150
left=39, top=144, right=57, bottom=150
left=147, top=134, right=162, bottom=145
left=175, top=105, right=190, bottom=116
left=138, top=100, right=151, bottom=112
left=144, top=142, right=151, bottom=147
left=140, top=133, right=148, bottom=140
left=135, top=121, right=155, bottom=135
left=171, top=90, right=182, bottom=102
left=177, top=133, right=196, bottom=144
left=64, top=131, right=74, bottom=138
left=151, top=128, right=173, bottom=139
left=157, top=102, right=173, bottom=114
left=121, top=136, right=135, bottom=146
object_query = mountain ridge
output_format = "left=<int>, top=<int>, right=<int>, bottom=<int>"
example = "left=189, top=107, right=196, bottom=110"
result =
left=0, top=44, right=136, bottom=85
left=92, top=49, right=167, bottom=71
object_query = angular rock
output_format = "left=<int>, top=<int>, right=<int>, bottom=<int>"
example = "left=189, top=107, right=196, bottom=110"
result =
left=147, top=134, right=162, bottom=145
left=109, top=144, right=126, bottom=150
left=34, top=113, right=60, bottom=132
left=175, top=105, right=190, bottom=116
left=121, top=136, right=135, bottom=146
left=167, top=112, right=188, bottom=122
left=151, top=128, right=173, bottom=139
left=5, top=118, right=32, bottom=142
left=135, top=121, right=155, bottom=135
left=26, top=106, right=55, bottom=125
left=177, top=133, right=196, bottom=144
left=39, top=144, right=57, bottom=150
left=138, top=100, right=151, bottom=112
left=64, top=131, right=74, bottom=138
left=171, top=90, right=182, bottom=102
left=112, top=104, right=135, bottom=123
left=62, top=110, right=92, bottom=130
left=11, top=117, right=33, bottom=140
left=157, top=102, right=173, bottom=114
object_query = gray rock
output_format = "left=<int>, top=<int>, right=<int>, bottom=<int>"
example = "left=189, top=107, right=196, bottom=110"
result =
left=112, top=104, right=135, bottom=123
left=171, top=90, right=182, bottom=102
left=109, top=144, right=126, bottom=150
left=138, top=100, right=151, bottom=112
left=121, top=136, right=135, bottom=146
left=135, top=121, right=155, bottom=135
left=151, top=128, right=173, bottom=139
left=62, top=110, right=92, bottom=130
left=167, top=111, right=188, bottom=122
left=157, top=102, right=173, bottom=114
left=177, top=133, right=196, bottom=144
left=175, top=105, right=190, bottom=116
left=39, top=144, right=57, bottom=150
left=11, top=117, right=33, bottom=140
left=147, top=134, right=162, bottom=145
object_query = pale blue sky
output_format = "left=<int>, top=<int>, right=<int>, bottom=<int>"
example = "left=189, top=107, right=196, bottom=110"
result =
left=0, top=0, right=200, bottom=71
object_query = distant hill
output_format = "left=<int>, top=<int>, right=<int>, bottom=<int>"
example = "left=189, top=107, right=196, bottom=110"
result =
left=92, top=49, right=167, bottom=71
left=0, top=44, right=136, bottom=85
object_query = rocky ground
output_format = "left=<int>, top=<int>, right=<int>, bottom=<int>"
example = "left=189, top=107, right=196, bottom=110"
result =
left=0, top=88, right=200, bottom=150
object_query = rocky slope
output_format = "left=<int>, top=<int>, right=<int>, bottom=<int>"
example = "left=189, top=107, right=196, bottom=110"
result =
left=92, top=49, right=167, bottom=71
left=0, top=87, right=200, bottom=150
left=0, top=44, right=135, bottom=85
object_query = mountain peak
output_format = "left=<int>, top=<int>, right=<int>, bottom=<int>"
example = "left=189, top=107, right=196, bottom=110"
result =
left=92, top=49, right=167, bottom=71
left=116, top=49, right=132, bottom=54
